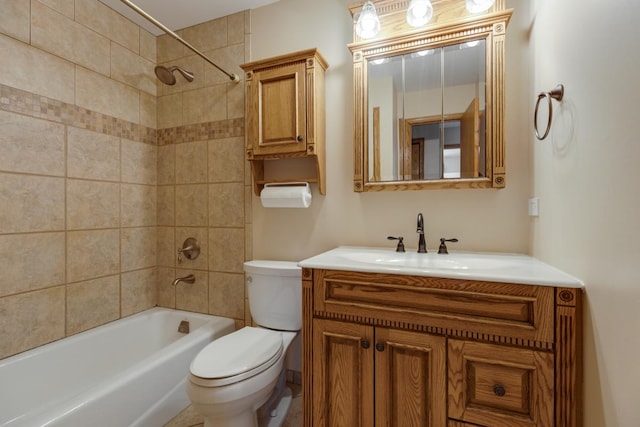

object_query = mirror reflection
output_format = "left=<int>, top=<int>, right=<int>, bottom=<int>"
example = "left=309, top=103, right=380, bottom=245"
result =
left=367, top=39, right=486, bottom=182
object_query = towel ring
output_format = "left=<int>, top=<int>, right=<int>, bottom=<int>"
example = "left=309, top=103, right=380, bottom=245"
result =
left=534, top=84, right=564, bottom=140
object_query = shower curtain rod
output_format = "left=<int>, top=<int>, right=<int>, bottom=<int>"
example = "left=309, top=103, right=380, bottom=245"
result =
left=119, top=0, right=240, bottom=82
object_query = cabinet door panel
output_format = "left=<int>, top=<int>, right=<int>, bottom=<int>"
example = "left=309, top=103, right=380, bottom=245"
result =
left=375, top=328, right=447, bottom=427
left=251, top=62, right=306, bottom=155
left=312, top=318, right=374, bottom=427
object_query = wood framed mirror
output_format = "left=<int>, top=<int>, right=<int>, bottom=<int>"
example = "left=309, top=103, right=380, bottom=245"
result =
left=349, top=0, right=512, bottom=191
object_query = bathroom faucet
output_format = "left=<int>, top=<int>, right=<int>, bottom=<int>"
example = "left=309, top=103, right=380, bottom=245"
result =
left=172, top=274, right=196, bottom=287
left=417, top=213, right=427, bottom=253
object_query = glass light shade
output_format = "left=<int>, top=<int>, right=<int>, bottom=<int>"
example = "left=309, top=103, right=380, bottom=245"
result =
left=465, top=0, right=495, bottom=13
left=406, top=0, right=433, bottom=27
left=356, top=1, right=381, bottom=39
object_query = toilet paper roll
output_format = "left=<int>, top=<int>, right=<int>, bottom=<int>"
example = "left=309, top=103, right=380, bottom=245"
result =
left=260, top=182, right=312, bottom=208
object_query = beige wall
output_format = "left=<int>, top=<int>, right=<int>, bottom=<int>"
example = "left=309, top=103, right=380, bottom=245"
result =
left=154, top=13, right=251, bottom=329
left=529, top=1, right=640, bottom=426
left=250, top=0, right=531, bottom=261
left=250, top=0, right=640, bottom=424
left=0, top=0, right=158, bottom=359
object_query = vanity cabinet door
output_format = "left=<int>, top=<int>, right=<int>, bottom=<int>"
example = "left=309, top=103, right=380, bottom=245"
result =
left=448, top=339, right=554, bottom=427
left=375, top=328, right=447, bottom=427
left=247, top=61, right=307, bottom=156
left=312, top=318, right=374, bottom=427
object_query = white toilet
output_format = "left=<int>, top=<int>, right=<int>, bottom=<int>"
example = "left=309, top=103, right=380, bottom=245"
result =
left=186, top=260, right=302, bottom=427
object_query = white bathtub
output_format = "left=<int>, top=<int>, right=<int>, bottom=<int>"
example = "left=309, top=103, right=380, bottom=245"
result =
left=0, top=307, right=235, bottom=427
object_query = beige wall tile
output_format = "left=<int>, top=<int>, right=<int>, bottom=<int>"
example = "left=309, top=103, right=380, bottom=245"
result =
left=0, top=0, right=30, bottom=42
left=66, top=275, right=119, bottom=335
left=67, top=229, right=120, bottom=283
left=208, top=137, right=245, bottom=183
left=245, top=185, right=252, bottom=225
left=175, top=184, right=208, bottom=227
left=181, top=18, right=227, bottom=53
left=121, top=184, right=157, bottom=227
left=139, top=91, right=157, bottom=129
left=176, top=140, right=208, bottom=184
left=157, top=267, right=176, bottom=308
left=203, top=44, right=244, bottom=86
left=0, top=232, right=65, bottom=297
left=157, top=226, right=176, bottom=267
left=122, top=139, right=157, bottom=185
left=0, top=173, right=64, bottom=233
left=67, top=179, right=120, bottom=230
left=176, top=227, right=207, bottom=271
left=0, top=34, right=75, bottom=104
left=38, top=0, right=74, bottom=18
left=157, top=33, right=185, bottom=63
left=227, top=79, right=245, bottom=119
left=121, top=268, right=157, bottom=316
left=75, top=0, right=139, bottom=53
left=0, top=110, right=65, bottom=176
left=76, top=66, right=140, bottom=123
left=110, top=42, right=156, bottom=95
left=157, top=185, right=175, bottom=226
left=208, top=272, right=244, bottom=319
left=157, top=93, right=183, bottom=129
left=244, top=223, right=252, bottom=261
left=158, top=144, right=176, bottom=185
left=139, top=28, right=156, bottom=63
left=175, top=268, right=208, bottom=314
left=121, top=227, right=156, bottom=272
left=209, top=182, right=244, bottom=227
left=67, top=127, right=121, bottom=181
left=0, top=286, right=65, bottom=359
left=228, top=12, right=246, bottom=45
left=209, top=227, right=244, bottom=273
left=183, top=85, right=227, bottom=125
left=31, top=1, right=110, bottom=76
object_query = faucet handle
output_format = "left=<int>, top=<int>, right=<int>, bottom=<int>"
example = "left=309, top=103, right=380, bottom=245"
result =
left=438, top=238, right=458, bottom=254
left=387, top=236, right=405, bottom=253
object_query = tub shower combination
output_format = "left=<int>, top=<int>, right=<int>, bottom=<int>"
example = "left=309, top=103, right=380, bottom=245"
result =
left=0, top=308, right=234, bottom=427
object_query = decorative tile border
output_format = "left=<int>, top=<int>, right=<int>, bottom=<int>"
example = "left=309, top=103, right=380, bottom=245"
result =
left=157, top=118, right=245, bottom=145
left=0, top=83, right=244, bottom=147
left=0, top=84, right=156, bottom=145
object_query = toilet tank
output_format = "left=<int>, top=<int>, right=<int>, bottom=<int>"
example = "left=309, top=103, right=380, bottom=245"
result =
left=244, top=260, right=302, bottom=331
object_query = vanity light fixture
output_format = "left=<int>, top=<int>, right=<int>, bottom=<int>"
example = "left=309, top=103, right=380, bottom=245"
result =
left=465, top=0, right=495, bottom=13
left=356, top=1, right=381, bottom=39
left=406, top=0, right=433, bottom=27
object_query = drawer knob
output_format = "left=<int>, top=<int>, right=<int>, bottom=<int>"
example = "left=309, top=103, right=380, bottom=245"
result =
left=493, top=384, right=506, bottom=397
left=297, top=135, right=304, bottom=142
left=361, top=340, right=370, bottom=349
left=375, top=343, right=385, bottom=352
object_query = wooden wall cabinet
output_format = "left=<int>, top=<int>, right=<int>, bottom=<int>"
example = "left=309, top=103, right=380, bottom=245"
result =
left=241, top=49, right=328, bottom=195
left=302, top=268, right=583, bottom=427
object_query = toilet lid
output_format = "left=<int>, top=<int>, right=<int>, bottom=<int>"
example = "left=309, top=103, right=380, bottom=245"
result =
left=190, top=327, right=283, bottom=383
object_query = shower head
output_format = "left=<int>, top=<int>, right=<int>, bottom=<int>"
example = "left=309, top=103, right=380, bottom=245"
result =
left=154, top=65, right=194, bottom=85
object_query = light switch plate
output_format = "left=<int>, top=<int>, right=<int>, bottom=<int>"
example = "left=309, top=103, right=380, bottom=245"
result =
left=528, top=197, right=540, bottom=217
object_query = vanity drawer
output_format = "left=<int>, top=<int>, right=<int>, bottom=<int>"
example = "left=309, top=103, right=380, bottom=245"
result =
left=313, top=269, right=555, bottom=345
left=448, top=339, right=554, bottom=427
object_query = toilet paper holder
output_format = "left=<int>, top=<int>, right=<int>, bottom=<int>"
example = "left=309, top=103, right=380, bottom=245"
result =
left=260, top=182, right=312, bottom=208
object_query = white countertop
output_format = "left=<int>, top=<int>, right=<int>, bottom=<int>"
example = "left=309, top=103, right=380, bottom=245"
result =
left=298, top=246, right=584, bottom=288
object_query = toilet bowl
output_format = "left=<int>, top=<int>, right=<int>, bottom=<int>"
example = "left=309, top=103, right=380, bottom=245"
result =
left=186, top=260, right=301, bottom=427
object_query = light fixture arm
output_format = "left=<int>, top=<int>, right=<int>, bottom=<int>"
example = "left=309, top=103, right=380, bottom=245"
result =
left=119, top=0, right=240, bottom=82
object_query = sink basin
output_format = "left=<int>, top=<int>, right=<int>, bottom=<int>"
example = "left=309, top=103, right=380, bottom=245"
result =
left=298, top=246, right=583, bottom=287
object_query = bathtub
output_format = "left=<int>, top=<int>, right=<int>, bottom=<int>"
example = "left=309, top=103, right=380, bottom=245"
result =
left=0, top=307, right=235, bottom=427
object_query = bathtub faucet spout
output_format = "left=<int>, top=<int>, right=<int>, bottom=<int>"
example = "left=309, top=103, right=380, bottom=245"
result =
left=172, top=274, right=196, bottom=287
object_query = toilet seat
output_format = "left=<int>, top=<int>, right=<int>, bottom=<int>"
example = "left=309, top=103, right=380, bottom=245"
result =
left=189, top=327, right=283, bottom=387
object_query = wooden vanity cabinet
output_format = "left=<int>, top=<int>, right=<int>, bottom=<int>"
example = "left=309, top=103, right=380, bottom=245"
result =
left=241, top=49, right=328, bottom=195
left=302, top=268, right=583, bottom=427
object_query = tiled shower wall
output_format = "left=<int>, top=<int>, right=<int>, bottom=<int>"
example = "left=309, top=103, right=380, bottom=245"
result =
left=154, top=13, right=251, bottom=329
left=0, top=0, right=251, bottom=360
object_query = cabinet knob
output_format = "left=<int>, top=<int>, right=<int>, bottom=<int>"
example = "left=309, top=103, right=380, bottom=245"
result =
left=493, top=384, right=506, bottom=397
left=375, top=343, right=385, bottom=352
left=297, top=135, right=304, bottom=142
left=361, top=340, right=370, bottom=349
